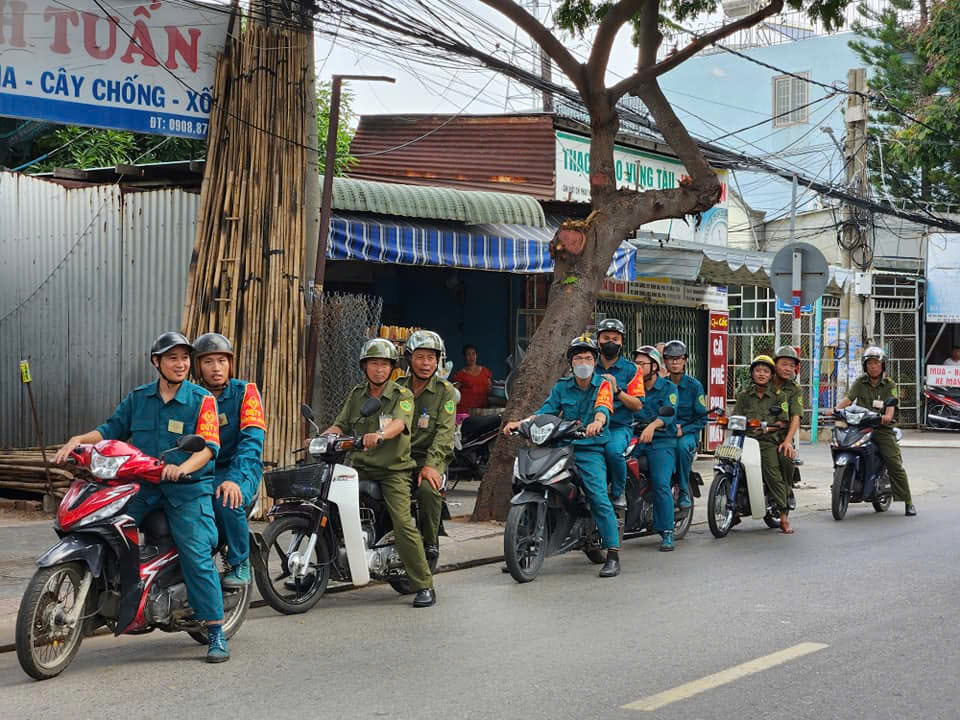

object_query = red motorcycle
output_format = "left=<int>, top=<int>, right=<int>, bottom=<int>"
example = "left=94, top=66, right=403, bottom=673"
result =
left=15, top=435, right=251, bottom=680
left=924, top=385, right=960, bottom=430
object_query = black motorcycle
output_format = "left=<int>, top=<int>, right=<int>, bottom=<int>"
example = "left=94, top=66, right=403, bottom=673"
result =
left=503, top=415, right=609, bottom=583
left=829, top=399, right=898, bottom=520
left=447, top=413, right=501, bottom=489
left=622, top=407, right=703, bottom=541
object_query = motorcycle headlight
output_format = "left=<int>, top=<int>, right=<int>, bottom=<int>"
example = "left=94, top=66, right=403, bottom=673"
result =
left=74, top=497, right=131, bottom=528
left=308, top=436, right=330, bottom=456
left=541, top=458, right=568, bottom=482
left=90, top=451, right=131, bottom=480
left=727, top=416, right=746, bottom=432
left=530, top=422, right=555, bottom=445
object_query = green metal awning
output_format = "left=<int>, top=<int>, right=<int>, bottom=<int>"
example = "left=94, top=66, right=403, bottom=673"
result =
left=322, top=175, right=546, bottom=228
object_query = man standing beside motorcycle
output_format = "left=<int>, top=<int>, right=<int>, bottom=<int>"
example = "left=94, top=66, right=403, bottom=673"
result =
left=53, top=332, right=231, bottom=662
left=662, top=340, right=707, bottom=510
left=631, top=346, right=680, bottom=551
left=595, top=319, right=645, bottom=511
left=772, top=346, right=803, bottom=491
left=323, top=338, right=437, bottom=607
left=835, top=346, right=916, bottom=516
left=193, top=333, right=266, bottom=589
left=397, top=330, right=456, bottom=564
left=502, top=335, right=621, bottom=578
left=733, top=354, right=794, bottom=534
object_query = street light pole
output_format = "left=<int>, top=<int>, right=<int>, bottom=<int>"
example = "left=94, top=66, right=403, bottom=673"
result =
left=304, top=74, right=395, bottom=408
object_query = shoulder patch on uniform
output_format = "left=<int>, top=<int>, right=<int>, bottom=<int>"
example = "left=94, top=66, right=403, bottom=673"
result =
left=239, top=383, right=267, bottom=431
left=444, top=399, right=456, bottom=414
left=399, top=399, right=413, bottom=413
left=698, top=393, right=706, bottom=407
left=669, top=393, right=678, bottom=405
left=196, top=395, right=220, bottom=447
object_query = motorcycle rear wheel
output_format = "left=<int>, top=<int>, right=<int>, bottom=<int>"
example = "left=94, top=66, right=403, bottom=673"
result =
left=188, top=551, right=252, bottom=645
left=832, top=466, right=851, bottom=521
left=254, top=515, right=331, bottom=615
left=707, top=473, right=735, bottom=538
left=504, top=503, right=547, bottom=583
left=872, top=489, right=893, bottom=513
left=16, top=562, right=87, bottom=681
left=674, top=496, right=694, bottom=540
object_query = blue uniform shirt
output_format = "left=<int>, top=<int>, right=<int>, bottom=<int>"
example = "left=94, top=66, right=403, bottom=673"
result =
left=97, top=380, right=220, bottom=505
left=674, top=374, right=708, bottom=437
left=212, top=378, right=266, bottom=500
left=633, top=376, right=679, bottom=448
left=598, top=354, right=645, bottom=429
left=537, top=373, right=613, bottom=448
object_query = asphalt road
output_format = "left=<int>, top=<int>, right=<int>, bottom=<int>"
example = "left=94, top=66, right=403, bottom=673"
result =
left=1, top=448, right=958, bottom=720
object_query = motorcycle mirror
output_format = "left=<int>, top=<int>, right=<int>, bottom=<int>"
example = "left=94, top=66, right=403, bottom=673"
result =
left=176, top=434, right=207, bottom=453
left=360, top=397, right=382, bottom=417
left=658, top=406, right=675, bottom=417
left=300, top=403, right=315, bottom=421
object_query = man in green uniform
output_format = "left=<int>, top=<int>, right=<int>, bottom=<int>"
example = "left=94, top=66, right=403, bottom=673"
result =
left=323, top=338, right=437, bottom=607
left=397, top=330, right=456, bottom=563
left=772, top=346, right=803, bottom=494
left=836, top=346, right=916, bottom=516
left=732, top=354, right=795, bottom=533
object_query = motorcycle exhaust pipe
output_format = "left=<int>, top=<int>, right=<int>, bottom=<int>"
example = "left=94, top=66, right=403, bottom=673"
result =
left=927, top=413, right=960, bottom=426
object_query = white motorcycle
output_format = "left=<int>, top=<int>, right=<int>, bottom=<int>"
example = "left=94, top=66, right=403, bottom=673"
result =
left=253, top=400, right=448, bottom=614
left=707, top=407, right=796, bottom=538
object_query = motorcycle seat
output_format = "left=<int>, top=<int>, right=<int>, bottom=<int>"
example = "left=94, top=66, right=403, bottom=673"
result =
left=461, top=414, right=501, bottom=439
left=141, top=510, right=171, bottom=540
left=358, top=479, right=382, bottom=501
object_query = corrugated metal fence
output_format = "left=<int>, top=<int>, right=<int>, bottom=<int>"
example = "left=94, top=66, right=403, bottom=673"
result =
left=0, top=172, right=199, bottom=448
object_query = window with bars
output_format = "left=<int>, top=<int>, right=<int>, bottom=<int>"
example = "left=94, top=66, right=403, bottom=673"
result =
left=772, top=72, right=810, bottom=128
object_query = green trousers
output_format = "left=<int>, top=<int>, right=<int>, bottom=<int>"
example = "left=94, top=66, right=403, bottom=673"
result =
left=872, top=428, right=912, bottom=503
left=372, top=471, right=434, bottom=591
left=414, top=472, right=444, bottom=549
left=758, top=440, right=791, bottom=514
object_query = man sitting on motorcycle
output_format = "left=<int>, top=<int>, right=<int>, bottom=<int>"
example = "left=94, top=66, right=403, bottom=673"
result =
left=193, top=333, right=266, bottom=589
left=323, top=338, right=437, bottom=608
left=662, top=340, right=707, bottom=510
left=732, top=354, right=794, bottom=534
left=53, top=332, right=230, bottom=662
left=502, top=335, right=621, bottom=578
left=595, top=318, right=645, bottom=511
left=631, top=346, right=679, bottom=551
left=836, top=346, right=915, bottom=516
left=772, top=346, right=803, bottom=490
left=397, top=330, right=456, bottom=563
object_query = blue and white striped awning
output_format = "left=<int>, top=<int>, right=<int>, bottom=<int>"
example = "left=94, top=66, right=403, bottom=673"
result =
left=328, top=212, right=636, bottom=281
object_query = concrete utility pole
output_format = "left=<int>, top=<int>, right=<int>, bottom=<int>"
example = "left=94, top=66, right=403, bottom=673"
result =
left=839, top=67, right=870, bottom=395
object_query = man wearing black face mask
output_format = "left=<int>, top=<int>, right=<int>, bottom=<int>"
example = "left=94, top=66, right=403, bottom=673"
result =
left=595, top=319, right=645, bottom=510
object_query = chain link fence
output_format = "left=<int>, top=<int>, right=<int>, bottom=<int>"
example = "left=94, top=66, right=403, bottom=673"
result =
left=313, top=292, right=383, bottom=425
left=874, top=302, right=919, bottom=425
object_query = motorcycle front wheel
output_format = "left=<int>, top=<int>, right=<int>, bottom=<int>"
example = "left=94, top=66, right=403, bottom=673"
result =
left=254, top=515, right=331, bottom=614
left=504, top=502, right=547, bottom=582
left=16, top=562, right=87, bottom=681
left=388, top=554, right=440, bottom=595
left=832, top=466, right=851, bottom=521
left=707, top=472, right=735, bottom=538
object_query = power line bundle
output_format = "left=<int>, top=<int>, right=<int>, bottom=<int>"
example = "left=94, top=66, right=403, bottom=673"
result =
left=182, top=16, right=312, bottom=512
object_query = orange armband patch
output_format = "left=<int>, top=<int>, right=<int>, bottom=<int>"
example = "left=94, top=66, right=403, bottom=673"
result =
left=239, top=383, right=267, bottom=431
left=595, top=380, right=614, bottom=412
left=196, top=395, right=221, bottom=447
left=626, top=368, right=645, bottom=397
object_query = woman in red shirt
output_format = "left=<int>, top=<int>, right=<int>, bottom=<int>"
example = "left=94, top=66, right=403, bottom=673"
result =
left=452, top=344, right=492, bottom=412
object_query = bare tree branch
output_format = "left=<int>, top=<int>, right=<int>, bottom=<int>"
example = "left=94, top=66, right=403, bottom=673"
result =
left=477, top=0, right=587, bottom=95
left=586, top=0, right=645, bottom=91
left=608, top=0, right=785, bottom=100
left=634, top=0, right=661, bottom=70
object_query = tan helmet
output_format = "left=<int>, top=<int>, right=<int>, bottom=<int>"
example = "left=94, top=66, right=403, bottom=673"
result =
left=750, top=354, right=775, bottom=373
left=359, top=338, right=399, bottom=366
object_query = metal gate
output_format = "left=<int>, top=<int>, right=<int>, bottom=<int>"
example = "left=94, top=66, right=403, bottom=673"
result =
left=637, top=303, right=706, bottom=387
left=873, top=275, right=920, bottom=425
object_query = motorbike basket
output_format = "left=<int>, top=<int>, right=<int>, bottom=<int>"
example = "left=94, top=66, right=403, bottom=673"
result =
left=264, top=464, right=326, bottom=500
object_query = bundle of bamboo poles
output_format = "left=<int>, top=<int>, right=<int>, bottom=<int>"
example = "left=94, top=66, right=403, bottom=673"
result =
left=0, top=449, right=87, bottom=498
left=182, top=19, right=312, bottom=515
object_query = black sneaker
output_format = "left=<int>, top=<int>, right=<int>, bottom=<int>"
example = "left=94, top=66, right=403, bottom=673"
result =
left=413, top=588, right=436, bottom=607
left=905, top=504, right=917, bottom=516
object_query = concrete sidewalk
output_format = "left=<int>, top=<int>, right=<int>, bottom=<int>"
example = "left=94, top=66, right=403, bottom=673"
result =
left=0, top=440, right=944, bottom=650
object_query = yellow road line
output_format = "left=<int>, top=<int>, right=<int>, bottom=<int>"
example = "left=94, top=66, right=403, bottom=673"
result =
left=622, top=642, right=829, bottom=712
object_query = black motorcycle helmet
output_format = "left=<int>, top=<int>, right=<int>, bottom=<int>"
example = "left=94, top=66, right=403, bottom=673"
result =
left=566, top=334, right=600, bottom=363
left=662, top=340, right=688, bottom=359
left=193, top=332, right=234, bottom=389
left=150, top=332, right=193, bottom=386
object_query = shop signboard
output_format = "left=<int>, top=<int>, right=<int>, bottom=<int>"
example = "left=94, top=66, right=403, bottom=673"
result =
left=706, top=310, right=729, bottom=451
left=555, top=131, right=729, bottom=246
left=0, top=0, right=229, bottom=139
left=926, top=365, right=960, bottom=387
left=602, top=277, right=727, bottom=311
left=926, top=233, right=960, bottom=322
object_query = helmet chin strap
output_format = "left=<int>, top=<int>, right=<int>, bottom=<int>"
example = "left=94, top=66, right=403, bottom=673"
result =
left=156, top=366, right=184, bottom=391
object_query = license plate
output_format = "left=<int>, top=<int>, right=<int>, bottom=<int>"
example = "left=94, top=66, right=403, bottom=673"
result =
left=715, top=444, right=742, bottom=461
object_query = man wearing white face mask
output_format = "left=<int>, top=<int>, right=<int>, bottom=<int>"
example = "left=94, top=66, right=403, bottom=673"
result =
left=503, top=335, right=621, bottom=577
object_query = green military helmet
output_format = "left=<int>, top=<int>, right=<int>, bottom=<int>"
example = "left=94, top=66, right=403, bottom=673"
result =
left=774, top=345, right=801, bottom=366
left=359, top=338, right=399, bottom=366
left=405, top=330, right=446, bottom=361
left=634, top=344, right=663, bottom=373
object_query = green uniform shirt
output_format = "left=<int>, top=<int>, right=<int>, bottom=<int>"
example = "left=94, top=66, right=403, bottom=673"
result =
left=732, top=383, right=784, bottom=444
left=333, top=381, right=416, bottom=473
left=397, top=373, right=457, bottom=474
left=846, top=374, right=899, bottom=426
left=772, top=378, right=803, bottom=441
